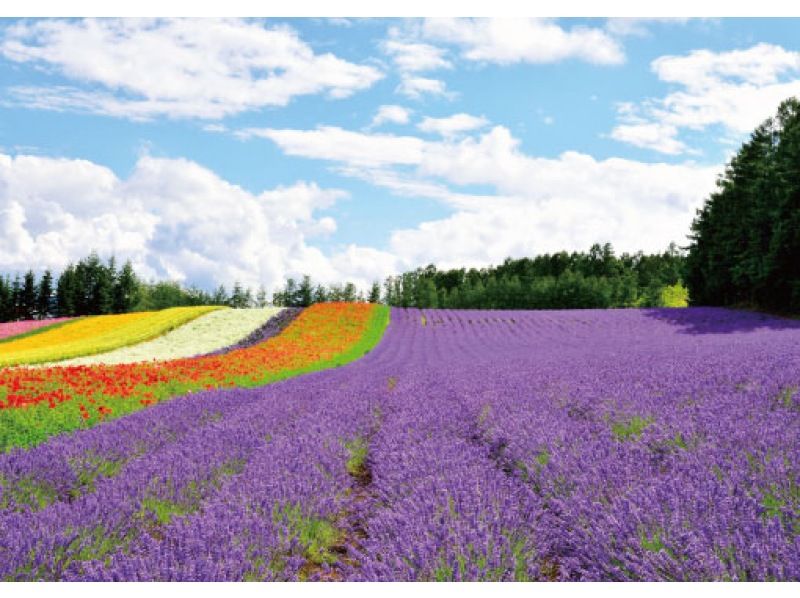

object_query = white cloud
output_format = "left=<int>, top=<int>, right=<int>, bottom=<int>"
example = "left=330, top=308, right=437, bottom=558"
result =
left=420, top=18, right=625, bottom=65
left=370, top=104, right=411, bottom=127
left=1, top=18, right=383, bottom=120
left=382, top=37, right=452, bottom=73
left=396, top=75, right=450, bottom=99
left=417, top=113, right=489, bottom=137
left=257, top=123, right=719, bottom=269
left=0, top=152, right=393, bottom=290
left=612, top=43, right=800, bottom=154
left=610, top=122, right=688, bottom=155
left=238, top=126, right=425, bottom=167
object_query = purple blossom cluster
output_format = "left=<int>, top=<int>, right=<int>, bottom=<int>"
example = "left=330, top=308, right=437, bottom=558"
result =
left=198, top=307, right=302, bottom=358
left=1, top=307, right=798, bottom=581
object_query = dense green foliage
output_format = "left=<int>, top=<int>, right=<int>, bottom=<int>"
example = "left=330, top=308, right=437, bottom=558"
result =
left=381, top=243, right=687, bottom=309
left=686, top=97, right=800, bottom=312
left=273, top=243, right=687, bottom=310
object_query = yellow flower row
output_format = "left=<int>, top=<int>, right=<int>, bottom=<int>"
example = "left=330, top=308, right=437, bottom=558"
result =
left=0, top=306, right=221, bottom=367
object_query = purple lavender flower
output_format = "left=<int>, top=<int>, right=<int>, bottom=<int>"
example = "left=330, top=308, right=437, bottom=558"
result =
left=1, top=307, right=798, bottom=581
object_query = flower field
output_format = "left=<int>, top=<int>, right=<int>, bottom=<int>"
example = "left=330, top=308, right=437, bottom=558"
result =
left=48, top=307, right=284, bottom=367
left=0, top=306, right=798, bottom=581
left=0, top=302, right=388, bottom=450
left=0, top=307, right=219, bottom=367
left=0, top=318, right=73, bottom=342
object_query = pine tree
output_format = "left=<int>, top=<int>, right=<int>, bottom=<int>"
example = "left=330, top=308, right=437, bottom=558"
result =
left=298, top=275, right=313, bottom=307
left=113, top=261, right=140, bottom=313
left=368, top=281, right=381, bottom=303
left=37, top=270, right=53, bottom=319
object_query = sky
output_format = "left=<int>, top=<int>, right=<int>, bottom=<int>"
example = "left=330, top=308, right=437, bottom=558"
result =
left=1, top=17, right=800, bottom=291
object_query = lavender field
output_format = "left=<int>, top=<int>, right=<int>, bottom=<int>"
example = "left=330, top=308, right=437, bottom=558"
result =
left=1, top=307, right=799, bottom=581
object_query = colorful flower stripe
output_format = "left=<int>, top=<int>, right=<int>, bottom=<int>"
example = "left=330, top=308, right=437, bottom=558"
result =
left=198, top=307, right=301, bottom=358
left=0, top=318, right=73, bottom=341
left=47, top=308, right=283, bottom=367
left=0, top=302, right=389, bottom=451
left=0, top=306, right=220, bottom=367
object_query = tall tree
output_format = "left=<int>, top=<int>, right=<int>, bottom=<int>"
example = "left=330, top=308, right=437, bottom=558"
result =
left=21, top=270, right=37, bottom=320
left=368, top=281, right=381, bottom=303
left=686, top=96, right=800, bottom=311
left=113, top=261, right=140, bottom=313
left=37, top=270, right=53, bottom=319
left=298, top=275, right=313, bottom=307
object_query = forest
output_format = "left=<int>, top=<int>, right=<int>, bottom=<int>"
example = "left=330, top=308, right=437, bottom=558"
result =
left=686, top=97, right=800, bottom=313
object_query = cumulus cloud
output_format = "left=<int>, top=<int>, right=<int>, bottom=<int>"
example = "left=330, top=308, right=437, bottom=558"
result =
left=258, top=123, right=719, bottom=269
left=610, top=122, right=688, bottom=155
left=612, top=43, right=800, bottom=154
left=0, top=18, right=383, bottom=120
left=370, top=104, right=411, bottom=127
left=382, top=37, right=452, bottom=73
left=396, top=75, right=450, bottom=99
left=0, top=152, right=395, bottom=290
left=417, top=113, right=489, bottom=138
left=420, top=18, right=625, bottom=66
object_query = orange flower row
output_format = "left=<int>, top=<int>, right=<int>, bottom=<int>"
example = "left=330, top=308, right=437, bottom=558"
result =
left=0, top=303, right=387, bottom=450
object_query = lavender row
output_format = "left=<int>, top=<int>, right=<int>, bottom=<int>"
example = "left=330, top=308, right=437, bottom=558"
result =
left=2, top=306, right=799, bottom=580
left=197, top=307, right=302, bottom=358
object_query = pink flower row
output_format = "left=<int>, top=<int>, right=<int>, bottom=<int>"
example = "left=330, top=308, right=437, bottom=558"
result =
left=0, top=318, right=72, bottom=341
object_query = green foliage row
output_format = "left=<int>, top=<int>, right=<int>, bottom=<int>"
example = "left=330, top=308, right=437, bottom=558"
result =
left=381, top=242, right=687, bottom=309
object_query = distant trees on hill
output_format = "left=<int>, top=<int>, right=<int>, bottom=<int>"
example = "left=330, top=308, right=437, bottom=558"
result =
left=686, top=97, right=800, bottom=312
left=0, top=253, right=270, bottom=322
left=271, top=243, right=689, bottom=310
left=377, top=243, right=687, bottom=310
left=1, top=242, right=689, bottom=322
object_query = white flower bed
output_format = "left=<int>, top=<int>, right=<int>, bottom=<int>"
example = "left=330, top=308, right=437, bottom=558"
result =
left=47, top=307, right=283, bottom=366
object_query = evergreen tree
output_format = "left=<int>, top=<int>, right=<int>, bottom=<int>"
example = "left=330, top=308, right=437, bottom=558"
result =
left=229, top=282, right=250, bottom=309
left=11, top=275, right=22, bottom=320
left=313, top=285, right=328, bottom=304
left=687, top=96, right=800, bottom=311
left=21, top=270, right=37, bottom=320
left=56, top=265, right=77, bottom=317
left=368, top=281, right=381, bottom=303
left=0, top=276, right=11, bottom=321
left=113, top=261, right=140, bottom=313
left=37, top=270, right=53, bottom=319
left=298, top=275, right=313, bottom=307
left=212, top=284, right=229, bottom=306
left=342, top=282, right=357, bottom=303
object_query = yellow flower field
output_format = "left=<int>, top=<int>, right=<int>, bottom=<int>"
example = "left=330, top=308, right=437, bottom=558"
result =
left=0, top=306, right=220, bottom=367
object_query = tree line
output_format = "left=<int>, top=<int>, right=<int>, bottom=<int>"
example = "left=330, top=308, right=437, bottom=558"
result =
left=0, top=253, right=270, bottom=323
left=379, top=243, right=687, bottom=310
left=2, top=242, right=690, bottom=322
left=271, top=243, right=688, bottom=310
left=686, top=97, right=800, bottom=312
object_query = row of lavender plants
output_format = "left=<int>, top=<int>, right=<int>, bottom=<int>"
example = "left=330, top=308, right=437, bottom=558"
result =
left=1, top=306, right=798, bottom=580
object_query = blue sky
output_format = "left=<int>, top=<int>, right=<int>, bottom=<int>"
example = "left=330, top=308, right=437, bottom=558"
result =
left=1, top=17, right=799, bottom=290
